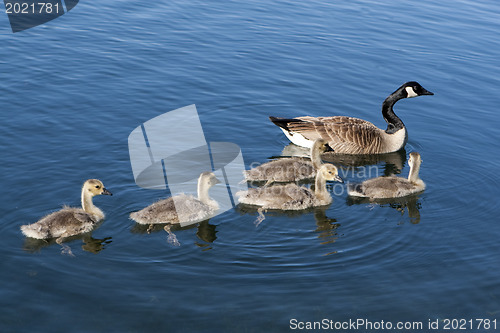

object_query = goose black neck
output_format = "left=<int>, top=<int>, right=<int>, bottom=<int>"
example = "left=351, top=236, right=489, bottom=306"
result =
left=382, top=91, right=406, bottom=134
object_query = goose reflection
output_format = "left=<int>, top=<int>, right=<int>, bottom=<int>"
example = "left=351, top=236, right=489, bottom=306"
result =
left=236, top=205, right=342, bottom=251
left=131, top=219, right=217, bottom=249
left=347, top=194, right=422, bottom=224
left=280, top=143, right=406, bottom=176
left=313, top=207, right=341, bottom=248
left=22, top=233, right=112, bottom=255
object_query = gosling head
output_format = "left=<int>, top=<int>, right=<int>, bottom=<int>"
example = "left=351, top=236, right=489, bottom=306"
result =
left=314, top=139, right=334, bottom=153
left=199, top=172, right=221, bottom=188
left=401, top=81, right=434, bottom=98
left=319, top=164, right=343, bottom=183
left=408, top=152, right=422, bottom=166
left=84, top=179, right=112, bottom=197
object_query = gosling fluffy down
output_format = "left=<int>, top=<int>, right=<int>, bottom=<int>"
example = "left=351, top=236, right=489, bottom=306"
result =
left=130, top=172, right=220, bottom=225
left=348, top=152, right=425, bottom=199
left=237, top=164, right=343, bottom=210
left=20, top=179, right=112, bottom=242
left=244, top=139, right=333, bottom=183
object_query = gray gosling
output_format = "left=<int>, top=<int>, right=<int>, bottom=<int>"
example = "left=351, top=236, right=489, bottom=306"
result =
left=348, top=152, right=425, bottom=199
left=237, top=164, right=343, bottom=224
left=270, top=82, right=433, bottom=154
left=20, top=179, right=112, bottom=255
left=130, top=172, right=220, bottom=245
left=244, top=139, right=333, bottom=185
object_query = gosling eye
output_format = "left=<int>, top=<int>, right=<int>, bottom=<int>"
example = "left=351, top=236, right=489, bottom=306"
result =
left=95, top=185, right=101, bottom=189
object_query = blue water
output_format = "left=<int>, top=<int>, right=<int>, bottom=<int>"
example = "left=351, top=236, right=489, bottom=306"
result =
left=1, top=0, right=500, bottom=332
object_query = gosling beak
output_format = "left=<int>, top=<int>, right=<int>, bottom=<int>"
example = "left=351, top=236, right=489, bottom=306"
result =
left=324, top=144, right=334, bottom=152
left=420, top=87, right=434, bottom=96
left=334, top=175, right=343, bottom=183
left=214, top=177, right=222, bottom=184
left=102, top=188, right=113, bottom=196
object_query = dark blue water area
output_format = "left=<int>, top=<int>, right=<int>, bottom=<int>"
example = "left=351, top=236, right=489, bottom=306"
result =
left=1, top=0, right=500, bottom=332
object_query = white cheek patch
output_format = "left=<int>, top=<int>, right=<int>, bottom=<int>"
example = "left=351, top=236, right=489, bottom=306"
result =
left=405, top=86, right=418, bottom=98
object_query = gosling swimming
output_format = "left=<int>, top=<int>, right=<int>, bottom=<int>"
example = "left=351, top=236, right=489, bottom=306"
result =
left=348, top=152, right=425, bottom=199
left=130, top=172, right=220, bottom=245
left=270, top=82, right=433, bottom=154
left=237, top=164, right=343, bottom=223
left=244, top=139, right=333, bottom=184
left=20, top=179, right=112, bottom=255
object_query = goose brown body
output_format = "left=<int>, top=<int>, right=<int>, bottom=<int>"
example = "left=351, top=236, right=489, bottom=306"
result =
left=237, top=164, right=343, bottom=210
left=270, top=82, right=433, bottom=155
left=348, top=152, right=425, bottom=199
left=130, top=172, right=220, bottom=225
left=20, top=179, right=112, bottom=242
left=244, top=139, right=332, bottom=183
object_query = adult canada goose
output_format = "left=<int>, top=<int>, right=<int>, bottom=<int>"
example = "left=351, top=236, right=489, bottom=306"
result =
left=20, top=179, right=112, bottom=255
left=270, top=81, right=433, bottom=154
left=244, top=139, right=333, bottom=184
left=348, top=152, right=425, bottom=199
left=237, top=164, right=343, bottom=223
left=130, top=172, right=220, bottom=245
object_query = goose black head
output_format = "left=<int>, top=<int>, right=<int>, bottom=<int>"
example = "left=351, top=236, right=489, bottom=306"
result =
left=402, top=81, right=434, bottom=98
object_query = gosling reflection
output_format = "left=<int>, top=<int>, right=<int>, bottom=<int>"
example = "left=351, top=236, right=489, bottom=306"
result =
left=280, top=143, right=406, bottom=176
left=131, top=219, right=218, bottom=249
left=236, top=205, right=342, bottom=251
left=313, top=208, right=341, bottom=247
left=22, top=233, right=112, bottom=255
left=347, top=194, right=422, bottom=224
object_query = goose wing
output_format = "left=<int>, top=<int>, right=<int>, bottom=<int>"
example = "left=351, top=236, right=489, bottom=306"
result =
left=244, top=158, right=315, bottom=182
left=271, top=116, right=385, bottom=154
left=353, top=177, right=415, bottom=198
left=21, top=208, right=96, bottom=239
left=130, top=197, right=179, bottom=224
left=131, top=194, right=214, bottom=225
left=237, top=184, right=314, bottom=210
left=290, top=116, right=385, bottom=154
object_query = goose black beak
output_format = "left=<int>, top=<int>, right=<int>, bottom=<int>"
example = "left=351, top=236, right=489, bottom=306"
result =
left=335, top=175, right=343, bottom=183
left=420, top=88, right=434, bottom=96
left=102, top=188, right=112, bottom=196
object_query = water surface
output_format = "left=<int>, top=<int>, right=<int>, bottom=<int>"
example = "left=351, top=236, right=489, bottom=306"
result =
left=1, top=0, right=499, bottom=332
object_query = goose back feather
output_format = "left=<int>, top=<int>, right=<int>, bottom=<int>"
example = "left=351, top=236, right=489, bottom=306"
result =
left=130, top=193, right=218, bottom=225
left=244, top=139, right=332, bottom=183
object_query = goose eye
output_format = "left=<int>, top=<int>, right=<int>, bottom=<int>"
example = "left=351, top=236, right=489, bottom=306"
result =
left=95, top=185, right=101, bottom=189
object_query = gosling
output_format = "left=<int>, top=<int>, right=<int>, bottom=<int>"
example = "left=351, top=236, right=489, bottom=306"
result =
left=237, top=164, right=343, bottom=223
left=20, top=179, right=112, bottom=254
left=348, top=152, right=425, bottom=199
left=130, top=172, right=220, bottom=245
left=244, top=139, right=333, bottom=185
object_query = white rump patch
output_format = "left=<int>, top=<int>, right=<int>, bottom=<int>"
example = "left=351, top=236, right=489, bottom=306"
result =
left=280, top=128, right=314, bottom=148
